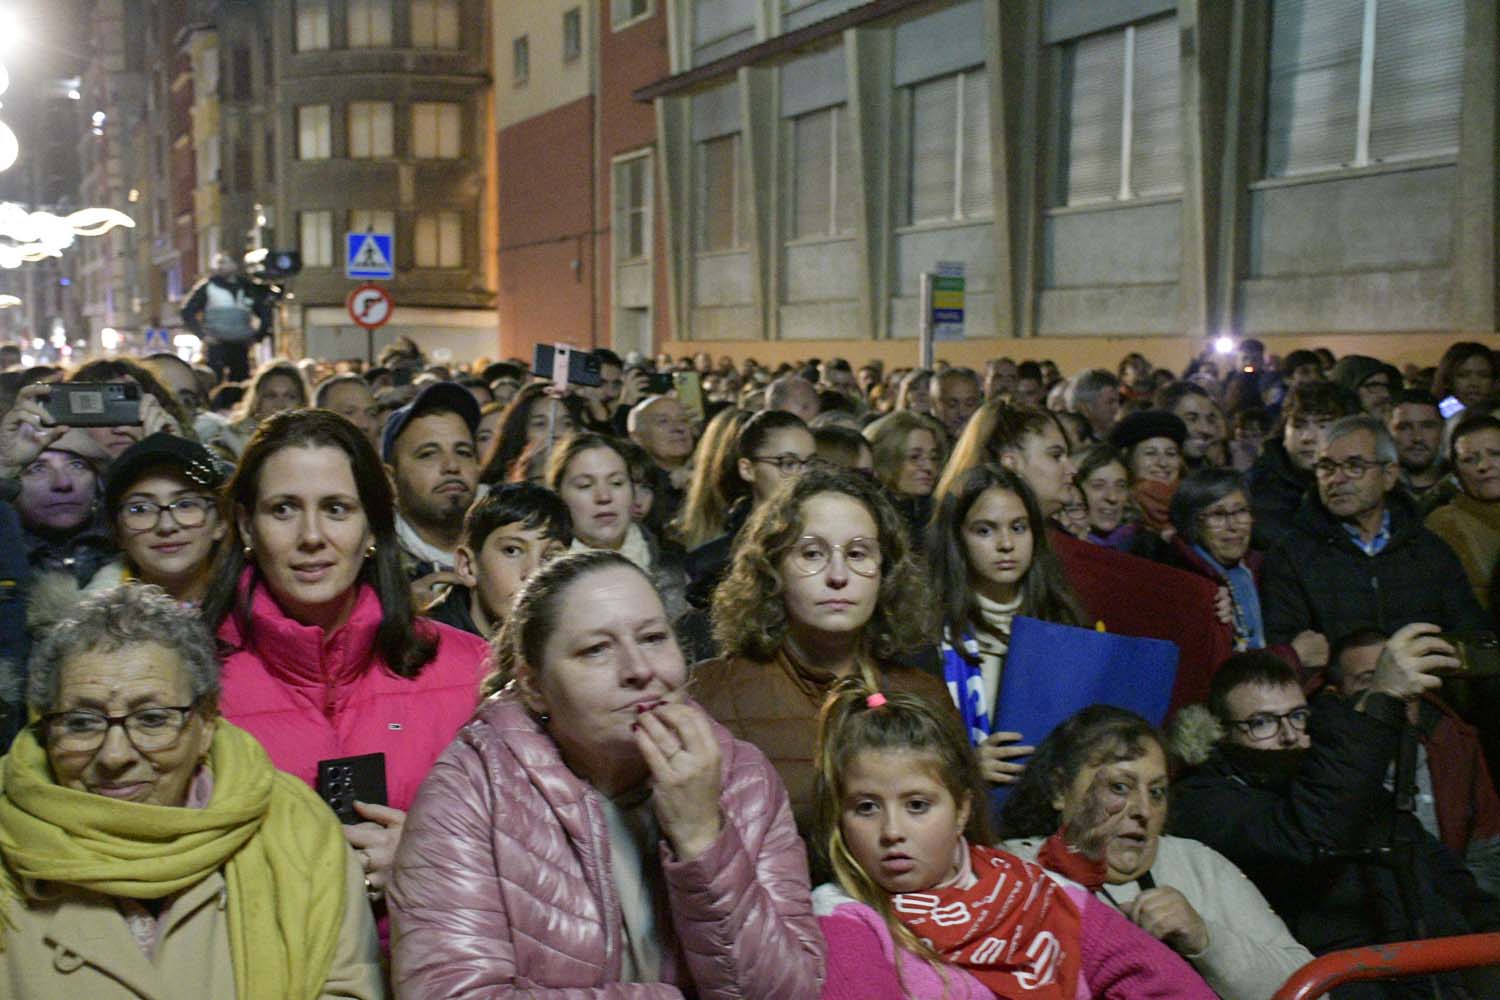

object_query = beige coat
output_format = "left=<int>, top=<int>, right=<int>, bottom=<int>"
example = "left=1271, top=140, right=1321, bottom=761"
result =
left=0, top=849, right=384, bottom=1000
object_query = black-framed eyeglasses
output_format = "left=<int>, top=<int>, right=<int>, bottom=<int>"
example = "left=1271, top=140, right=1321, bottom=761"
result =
left=787, top=535, right=881, bottom=578
left=1198, top=506, right=1253, bottom=530
left=119, top=497, right=215, bottom=532
left=751, top=453, right=811, bottom=476
left=1312, top=456, right=1384, bottom=480
left=39, top=703, right=199, bottom=754
left=1229, top=706, right=1311, bottom=741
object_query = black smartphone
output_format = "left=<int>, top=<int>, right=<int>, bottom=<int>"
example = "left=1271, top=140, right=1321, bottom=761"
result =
left=45, top=382, right=142, bottom=427
left=316, top=752, right=389, bottom=824
left=1439, top=631, right=1500, bottom=677
left=533, top=343, right=602, bottom=388
left=643, top=371, right=674, bottom=395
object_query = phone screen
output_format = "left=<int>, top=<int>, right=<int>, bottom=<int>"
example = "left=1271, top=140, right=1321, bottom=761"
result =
left=1438, top=395, right=1465, bottom=420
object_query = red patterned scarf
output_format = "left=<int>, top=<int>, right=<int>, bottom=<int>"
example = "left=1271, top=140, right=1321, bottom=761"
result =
left=1035, top=829, right=1108, bottom=892
left=892, top=843, right=1082, bottom=1000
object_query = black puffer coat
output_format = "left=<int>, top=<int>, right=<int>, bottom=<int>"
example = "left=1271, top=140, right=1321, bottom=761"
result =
left=1260, top=491, right=1486, bottom=647
left=1171, top=695, right=1500, bottom=999
left=1247, top=438, right=1313, bottom=552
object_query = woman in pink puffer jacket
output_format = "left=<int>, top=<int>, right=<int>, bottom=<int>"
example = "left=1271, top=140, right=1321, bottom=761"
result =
left=390, top=550, right=824, bottom=998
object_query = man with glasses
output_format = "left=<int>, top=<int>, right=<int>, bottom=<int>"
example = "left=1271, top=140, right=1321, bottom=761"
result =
left=1171, top=635, right=1500, bottom=995
left=1261, top=415, right=1485, bottom=651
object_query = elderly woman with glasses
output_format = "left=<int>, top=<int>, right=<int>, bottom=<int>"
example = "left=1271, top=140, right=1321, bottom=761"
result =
left=0, top=585, right=382, bottom=999
left=1166, top=467, right=1328, bottom=670
left=689, top=466, right=951, bottom=845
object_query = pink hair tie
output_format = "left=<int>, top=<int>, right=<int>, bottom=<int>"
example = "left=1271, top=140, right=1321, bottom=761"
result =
left=865, top=693, right=888, bottom=709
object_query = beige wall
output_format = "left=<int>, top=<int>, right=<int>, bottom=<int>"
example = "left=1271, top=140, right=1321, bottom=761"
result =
left=494, top=0, right=595, bottom=129
left=662, top=332, right=1500, bottom=376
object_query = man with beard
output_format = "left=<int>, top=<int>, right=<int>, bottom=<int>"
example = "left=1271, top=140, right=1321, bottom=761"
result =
left=382, top=382, right=480, bottom=592
left=1157, top=381, right=1227, bottom=470
left=1388, top=390, right=1450, bottom=510
left=1171, top=638, right=1500, bottom=999
left=1261, top=415, right=1485, bottom=648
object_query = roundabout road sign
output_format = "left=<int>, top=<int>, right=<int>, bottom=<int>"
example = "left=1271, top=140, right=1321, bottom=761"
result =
left=346, top=284, right=393, bottom=330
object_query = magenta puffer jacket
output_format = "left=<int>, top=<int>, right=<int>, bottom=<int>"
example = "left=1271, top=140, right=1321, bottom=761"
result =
left=217, top=576, right=489, bottom=811
left=389, top=694, right=826, bottom=999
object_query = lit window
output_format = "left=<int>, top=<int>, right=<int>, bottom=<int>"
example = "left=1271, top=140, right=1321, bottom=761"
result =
left=348, top=0, right=393, bottom=48
left=410, top=0, right=459, bottom=48
left=350, top=209, right=396, bottom=235
left=297, top=105, right=332, bottom=159
left=295, top=0, right=330, bottom=51
left=414, top=211, right=462, bottom=267
left=411, top=102, right=462, bottom=159
left=348, top=102, right=394, bottom=158
left=299, top=210, right=334, bottom=267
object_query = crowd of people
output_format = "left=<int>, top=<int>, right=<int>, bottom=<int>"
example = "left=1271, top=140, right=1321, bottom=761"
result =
left=0, top=332, right=1496, bottom=998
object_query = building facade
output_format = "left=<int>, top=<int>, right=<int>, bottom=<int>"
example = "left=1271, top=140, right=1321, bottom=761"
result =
left=493, top=0, right=1496, bottom=366
left=492, top=0, right=669, bottom=363
left=273, top=0, right=497, bottom=364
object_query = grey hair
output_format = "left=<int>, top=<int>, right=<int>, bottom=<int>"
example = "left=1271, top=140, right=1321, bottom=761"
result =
left=1322, top=414, right=1398, bottom=465
left=1068, top=368, right=1119, bottom=412
left=1169, top=467, right=1250, bottom=547
left=26, top=584, right=221, bottom=713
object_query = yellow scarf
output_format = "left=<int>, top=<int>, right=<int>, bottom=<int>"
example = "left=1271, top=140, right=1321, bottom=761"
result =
left=0, top=721, right=347, bottom=1000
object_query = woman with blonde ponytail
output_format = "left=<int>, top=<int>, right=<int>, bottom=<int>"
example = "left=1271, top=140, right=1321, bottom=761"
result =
left=691, top=466, right=950, bottom=846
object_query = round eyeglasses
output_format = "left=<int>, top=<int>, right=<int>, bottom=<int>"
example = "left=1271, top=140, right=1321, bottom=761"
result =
left=40, top=703, right=198, bottom=754
left=786, top=535, right=881, bottom=578
left=119, top=496, right=215, bottom=532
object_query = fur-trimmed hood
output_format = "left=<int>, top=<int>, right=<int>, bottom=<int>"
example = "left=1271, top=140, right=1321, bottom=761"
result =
left=25, top=561, right=128, bottom=631
left=1168, top=704, right=1225, bottom=767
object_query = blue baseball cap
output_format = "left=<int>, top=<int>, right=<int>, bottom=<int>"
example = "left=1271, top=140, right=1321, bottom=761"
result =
left=380, top=381, right=481, bottom=462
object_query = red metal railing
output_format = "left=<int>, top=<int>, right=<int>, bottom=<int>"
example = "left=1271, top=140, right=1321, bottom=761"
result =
left=1272, top=933, right=1500, bottom=999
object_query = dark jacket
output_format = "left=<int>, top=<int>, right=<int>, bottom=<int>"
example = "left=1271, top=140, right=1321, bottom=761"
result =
left=683, top=496, right=753, bottom=610
left=422, top=582, right=483, bottom=637
left=1171, top=694, right=1500, bottom=998
left=1247, top=438, right=1313, bottom=552
left=1261, top=491, right=1486, bottom=647
left=0, top=500, right=31, bottom=750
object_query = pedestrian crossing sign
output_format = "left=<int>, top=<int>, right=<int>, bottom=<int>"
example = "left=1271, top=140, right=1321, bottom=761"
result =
left=346, top=232, right=395, bottom=280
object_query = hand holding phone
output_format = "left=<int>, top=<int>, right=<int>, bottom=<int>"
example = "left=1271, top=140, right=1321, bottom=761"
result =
left=45, top=382, right=142, bottom=427
left=317, top=752, right=389, bottom=825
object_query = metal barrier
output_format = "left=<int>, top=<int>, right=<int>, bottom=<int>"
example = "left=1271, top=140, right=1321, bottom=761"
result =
left=1272, top=933, right=1500, bottom=1000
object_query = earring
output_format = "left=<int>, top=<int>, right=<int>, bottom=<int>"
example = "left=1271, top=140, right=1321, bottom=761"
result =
left=365, top=542, right=377, bottom=559
left=242, top=545, right=253, bottom=560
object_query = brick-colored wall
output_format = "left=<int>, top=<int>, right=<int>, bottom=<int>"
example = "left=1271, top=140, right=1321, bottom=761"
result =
left=496, top=95, right=596, bottom=360
left=596, top=7, right=670, bottom=353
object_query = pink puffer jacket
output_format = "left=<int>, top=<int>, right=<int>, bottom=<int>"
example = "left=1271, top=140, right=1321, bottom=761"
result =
left=217, top=577, right=489, bottom=811
left=389, top=694, right=825, bottom=999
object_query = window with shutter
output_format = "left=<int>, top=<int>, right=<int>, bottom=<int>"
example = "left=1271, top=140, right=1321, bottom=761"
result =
left=1059, top=18, right=1180, bottom=205
left=350, top=209, right=395, bottom=235
left=834, top=106, right=858, bottom=235
left=791, top=109, right=833, bottom=239
left=907, top=69, right=992, bottom=224
left=697, top=134, right=740, bottom=253
left=1265, top=0, right=1462, bottom=178
left=412, top=103, right=462, bottom=159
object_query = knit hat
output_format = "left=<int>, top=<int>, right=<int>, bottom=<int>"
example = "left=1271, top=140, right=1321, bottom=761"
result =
left=1107, top=410, right=1187, bottom=452
left=103, top=432, right=226, bottom=513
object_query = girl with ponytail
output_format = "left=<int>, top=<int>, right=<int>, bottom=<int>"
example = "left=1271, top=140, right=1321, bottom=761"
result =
left=811, top=678, right=1217, bottom=1000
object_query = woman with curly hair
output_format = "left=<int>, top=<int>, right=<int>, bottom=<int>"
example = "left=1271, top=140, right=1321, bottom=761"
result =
left=689, top=466, right=950, bottom=843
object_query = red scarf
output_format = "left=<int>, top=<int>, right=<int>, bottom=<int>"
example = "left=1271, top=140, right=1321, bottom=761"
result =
left=1035, top=829, right=1108, bottom=892
left=1132, top=478, right=1178, bottom=535
left=892, top=843, right=1082, bottom=1000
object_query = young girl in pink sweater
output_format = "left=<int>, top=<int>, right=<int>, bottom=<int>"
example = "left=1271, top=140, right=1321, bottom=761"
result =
left=812, top=681, right=1216, bottom=1000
